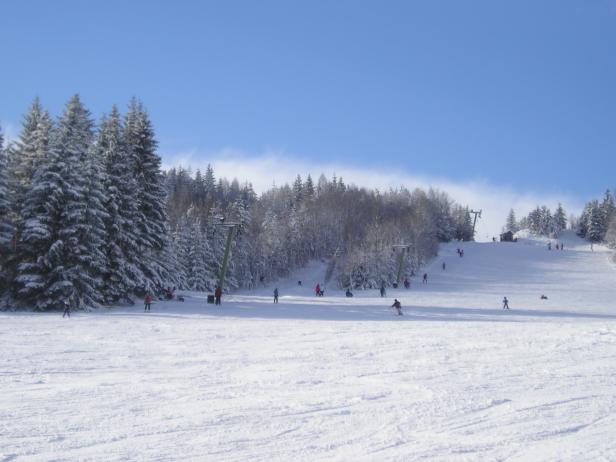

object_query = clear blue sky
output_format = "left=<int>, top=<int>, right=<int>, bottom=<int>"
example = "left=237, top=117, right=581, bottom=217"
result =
left=1, top=0, right=615, bottom=199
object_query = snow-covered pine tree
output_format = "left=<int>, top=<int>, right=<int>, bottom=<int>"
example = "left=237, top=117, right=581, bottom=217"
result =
left=124, top=99, right=171, bottom=288
left=600, top=190, right=615, bottom=236
left=586, top=201, right=604, bottom=243
left=292, top=175, right=303, bottom=205
left=552, top=203, right=567, bottom=236
left=505, top=209, right=518, bottom=233
left=96, top=107, right=142, bottom=303
left=0, top=127, right=14, bottom=292
left=453, top=206, right=474, bottom=241
left=226, top=198, right=253, bottom=288
left=15, top=95, right=103, bottom=310
left=203, top=164, right=216, bottom=200
left=303, top=174, right=315, bottom=200
left=7, top=98, right=52, bottom=204
left=186, top=220, right=212, bottom=291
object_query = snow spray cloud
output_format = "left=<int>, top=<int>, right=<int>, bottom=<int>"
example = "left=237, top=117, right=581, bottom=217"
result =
left=162, top=149, right=583, bottom=241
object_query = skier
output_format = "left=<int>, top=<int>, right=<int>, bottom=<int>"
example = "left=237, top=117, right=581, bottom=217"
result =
left=460, top=249, right=464, bottom=257
left=503, top=296, right=509, bottom=309
left=274, top=288, right=279, bottom=303
left=555, top=243, right=559, bottom=250
left=403, top=277, right=410, bottom=289
left=144, top=291, right=153, bottom=312
left=346, top=288, right=353, bottom=297
left=423, top=273, right=428, bottom=284
left=380, top=284, right=386, bottom=297
left=442, top=262, right=446, bottom=271
left=561, top=243, right=564, bottom=251
left=298, top=280, right=302, bottom=286
left=315, top=283, right=321, bottom=296
left=62, top=301, right=71, bottom=318
left=548, top=242, right=551, bottom=251
left=214, top=286, right=222, bottom=305
left=391, top=299, right=402, bottom=316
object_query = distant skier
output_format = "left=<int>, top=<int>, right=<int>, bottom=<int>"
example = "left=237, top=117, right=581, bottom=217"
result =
left=561, top=243, right=564, bottom=251
left=555, top=243, right=559, bottom=250
left=540, top=294, right=548, bottom=300
left=403, top=277, right=410, bottom=289
left=144, top=291, right=153, bottom=312
left=503, top=296, right=509, bottom=309
left=215, top=286, right=222, bottom=305
left=62, top=301, right=71, bottom=318
left=298, top=280, right=302, bottom=286
left=274, top=288, right=279, bottom=303
left=422, top=273, right=428, bottom=284
left=548, top=242, right=551, bottom=251
left=460, top=249, right=464, bottom=257
left=346, top=288, right=353, bottom=297
left=442, top=262, right=446, bottom=271
left=392, top=299, right=402, bottom=316
left=315, top=283, right=321, bottom=296
left=380, top=284, right=386, bottom=297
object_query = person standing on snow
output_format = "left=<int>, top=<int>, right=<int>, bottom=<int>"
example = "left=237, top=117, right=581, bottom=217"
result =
left=144, top=291, right=153, bottom=312
left=423, top=273, right=428, bottom=284
left=62, top=301, right=71, bottom=318
left=392, top=299, right=403, bottom=316
left=215, top=286, right=222, bottom=305
left=503, top=296, right=510, bottom=309
left=403, top=277, right=410, bottom=289
left=274, top=288, right=279, bottom=303
left=380, top=284, right=386, bottom=297
left=315, top=283, right=321, bottom=296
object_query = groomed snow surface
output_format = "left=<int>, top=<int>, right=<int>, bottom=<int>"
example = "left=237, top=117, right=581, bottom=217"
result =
left=2, top=231, right=616, bottom=461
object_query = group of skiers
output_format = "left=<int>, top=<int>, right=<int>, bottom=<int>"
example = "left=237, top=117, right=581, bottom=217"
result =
left=548, top=242, right=564, bottom=251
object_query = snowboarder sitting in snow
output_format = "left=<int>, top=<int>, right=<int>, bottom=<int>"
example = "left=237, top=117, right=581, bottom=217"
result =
left=346, top=288, right=353, bottom=297
left=144, top=291, right=153, bottom=311
left=392, top=299, right=402, bottom=316
left=540, top=294, right=548, bottom=300
left=274, top=288, right=279, bottom=303
left=503, top=296, right=510, bottom=309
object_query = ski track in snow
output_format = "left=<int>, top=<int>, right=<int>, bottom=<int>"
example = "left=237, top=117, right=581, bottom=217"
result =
left=2, top=231, right=616, bottom=461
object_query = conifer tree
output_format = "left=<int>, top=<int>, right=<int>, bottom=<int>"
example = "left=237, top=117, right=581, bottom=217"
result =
left=505, top=209, right=518, bottom=233
left=97, top=107, right=142, bottom=303
left=124, top=99, right=170, bottom=287
left=0, top=128, right=14, bottom=291
left=587, top=201, right=604, bottom=243
left=15, top=95, right=103, bottom=309
left=553, top=203, right=567, bottom=235
left=303, top=174, right=315, bottom=199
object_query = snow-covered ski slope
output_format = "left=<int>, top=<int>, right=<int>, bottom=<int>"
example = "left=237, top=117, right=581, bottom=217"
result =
left=2, top=231, right=616, bottom=461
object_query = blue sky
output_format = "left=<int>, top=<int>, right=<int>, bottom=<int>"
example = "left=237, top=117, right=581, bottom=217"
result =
left=2, top=0, right=616, bottom=227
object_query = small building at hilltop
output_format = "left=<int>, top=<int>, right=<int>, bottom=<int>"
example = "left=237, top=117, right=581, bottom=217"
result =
left=500, top=231, right=514, bottom=242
